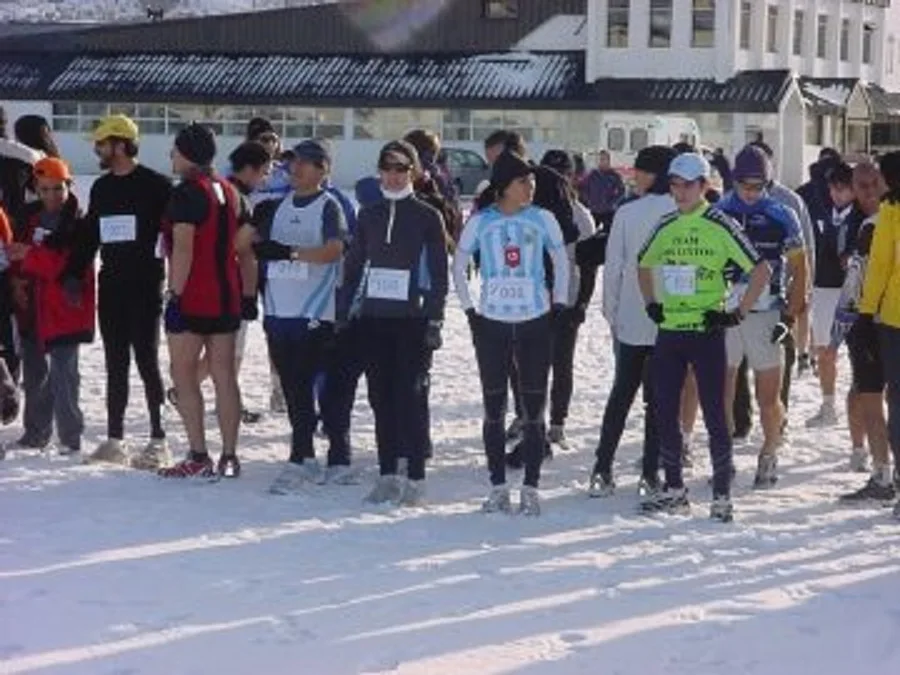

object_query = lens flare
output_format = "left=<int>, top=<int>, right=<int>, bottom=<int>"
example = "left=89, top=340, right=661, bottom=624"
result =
left=338, top=0, right=453, bottom=52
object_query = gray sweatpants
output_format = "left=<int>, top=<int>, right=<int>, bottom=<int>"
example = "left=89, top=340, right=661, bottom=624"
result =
left=22, top=339, right=83, bottom=451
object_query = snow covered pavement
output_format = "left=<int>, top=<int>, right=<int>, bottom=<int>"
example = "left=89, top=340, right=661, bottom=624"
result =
left=3, top=296, right=900, bottom=675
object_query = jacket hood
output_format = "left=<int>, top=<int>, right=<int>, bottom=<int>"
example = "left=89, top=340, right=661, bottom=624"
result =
left=0, top=138, right=43, bottom=165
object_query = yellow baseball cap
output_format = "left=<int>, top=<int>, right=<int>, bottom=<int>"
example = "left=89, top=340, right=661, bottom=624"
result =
left=93, top=114, right=139, bottom=143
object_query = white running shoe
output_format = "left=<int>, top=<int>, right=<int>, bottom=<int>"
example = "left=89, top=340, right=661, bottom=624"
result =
left=130, top=439, right=171, bottom=471
left=481, top=485, right=512, bottom=513
left=364, top=475, right=403, bottom=504
left=85, top=439, right=128, bottom=465
left=518, top=486, right=541, bottom=517
left=397, top=479, right=426, bottom=507
left=269, top=462, right=309, bottom=495
left=849, top=447, right=870, bottom=473
left=805, top=404, right=838, bottom=429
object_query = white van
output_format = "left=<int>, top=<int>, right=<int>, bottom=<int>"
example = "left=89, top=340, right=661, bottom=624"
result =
left=585, top=115, right=701, bottom=178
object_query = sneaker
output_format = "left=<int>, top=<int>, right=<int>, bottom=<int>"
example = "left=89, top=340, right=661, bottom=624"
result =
left=322, top=465, right=359, bottom=485
left=241, top=408, right=261, bottom=424
left=753, top=454, right=778, bottom=489
left=641, top=486, right=690, bottom=515
left=840, top=475, right=895, bottom=504
left=805, top=404, right=838, bottom=429
left=58, top=445, right=81, bottom=458
left=637, top=475, right=659, bottom=497
left=397, top=479, right=426, bottom=507
left=158, top=455, right=214, bottom=479
left=505, top=418, right=523, bottom=443
left=270, top=388, right=287, bottom=414
left=709, top=493, right=734, bottom=522
left=588, top=470, right=614, bottom=498
left=518, top=486, right=541, bottom=516
left=481, top=485, right=512, bottom=513
left=14, top=435, right=48, bottom=451
left=85, top=438, right=129, bottom=466
left=547, top=424, right=570, bottom=450
left=269, top=462, right=308, bottom=495
left=364, top=475, right=403, bottom=504
left=130, top=439, right=171, bottom=471
left=849, top=447, right=870, bottom=473
left=217, top=454, right=241, bottom=479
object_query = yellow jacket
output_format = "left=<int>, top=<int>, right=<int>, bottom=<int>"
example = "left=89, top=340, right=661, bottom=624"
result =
left=860, top=200, right=900, bottom=328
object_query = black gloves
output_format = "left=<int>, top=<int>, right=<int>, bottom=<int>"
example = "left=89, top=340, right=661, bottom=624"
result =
left=704, top=309, right=744, bottom=330
left=252, top=240, right=292, bottom=261
left=645, top=302, right=665, bottom=325
left=425, top=320, right=443, bottom=351
left=241, top=296, right=258, bottom=322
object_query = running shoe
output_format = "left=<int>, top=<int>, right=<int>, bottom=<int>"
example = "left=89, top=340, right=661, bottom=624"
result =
left=481, top=485, right=512, bottom=513
left=86, top=438, right=129, bottom=466
left=640, top=486, right=690, bottom=515
left=753, top=454, right=778, bottom=489
left=397, top=479, right=426, bottom=507
left=805, top=404, right=838, bottom=429
left=158, top=455, right=214, bottom=479
left=709, top=493, right=734, bottom=523
left=364, top=475, right=403, bottom=504
left=588, top=470, right=614, bottom=498
left=547, top=424, right=570, bottom=450
left=131, top=439, right=171, bottom=471
left=217, top=454, right=241, bottom=479
left=840, top=475, right=895, bottom=504
left=849, top=447, right=870, bottom=473
left=518, top=486, right=541, bottom=517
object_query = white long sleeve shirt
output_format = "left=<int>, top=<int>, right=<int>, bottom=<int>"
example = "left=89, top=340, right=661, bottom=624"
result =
left=602, top=193, right=677, bottom=346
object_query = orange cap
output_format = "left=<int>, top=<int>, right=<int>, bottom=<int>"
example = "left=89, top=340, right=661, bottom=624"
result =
left=33, top=157, right=72, bottom=182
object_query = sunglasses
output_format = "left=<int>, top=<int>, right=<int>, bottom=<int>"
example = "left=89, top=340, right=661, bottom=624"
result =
left=379, top=163, right=411, bottom=174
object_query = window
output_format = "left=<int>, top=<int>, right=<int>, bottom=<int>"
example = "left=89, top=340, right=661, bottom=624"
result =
left=863, top=23, right=875, bottom=64
left=840, top=18, right=850, bottom=61
left=793, top=10, right=804, bottom=56
left=630, top=128, right=649, bottom=152
left=607, top=127, right=626, bottom=152
left=888, top=37, right=896, bottom=74
left=739, top=1, right=752, bottom=49
left=483, top=0, right=517, bottom=19
left=805, top=114, right=824, bottom=145
left=692, top=0, right=715, bottom=48
left=608, top=0, right=629, bottom=48
left=649, top=0, right=672, bottom=47
left=817, top=15, right=828, bottom=58
left=766, top=5, right=778, bottom=53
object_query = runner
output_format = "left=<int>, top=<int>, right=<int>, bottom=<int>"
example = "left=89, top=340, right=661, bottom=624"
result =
left=8, top=157, right=94, bottom=456
left=339, top=140, right=448, bottom=507
left=158, top=124, right=258, bottom=479
left=857, top=151, right=900, bottom=517
left=637, top=153, right=771, bottom=521
left=452, top=150, right=569, bottom=516
left=719, top=146, right=807, bottom=489
left=582, top=149, right=625, bottom=231
left=590, top=145, right=676, bottom=497
left=0, top=202, right=20, bottom=447
left=807, top=162, right=862, bottom=428
left=834, top=162, right=892, bottom=501
left=63, top=115, right=174, bottom=469
left=0, top=107, right=43, bottom=221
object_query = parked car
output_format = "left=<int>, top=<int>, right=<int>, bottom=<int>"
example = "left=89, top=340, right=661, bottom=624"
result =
left=439, top=147, right=490, bottom=196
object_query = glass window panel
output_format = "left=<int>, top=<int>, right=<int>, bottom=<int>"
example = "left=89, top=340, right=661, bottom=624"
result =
left=52, top=101, right=78, bottom=116
left=649, top=0, right=672, bottom=48
left=138, top=120, right=166, bottom=135
left=817, top=15, right=828, bottom=58
left=79, top=102, right=109, bottom=117
left=608, top=0, right=629, bottom=48
left=863, top=24, right=875, bottom=64
left=840, top=18, right=850, bottom=61
left=630, top=128, right=649, bottom=152
left=607, top=127, right=626, bottom=152
left=767, top=6, right=779, bottom=53
left=443, top=125, right=471, bottom=142
left=52, top=117, right=78, bottom=132
left=108, top=103, right=136, bottom=116
left=793, top=10, right=804, bottom=56
left=442, top=109, right=471, bottom=125
left=740, top=1, right=752, bottom=49
left=353, top=108, right=381, bottom=139
left=136, top=104, right=166, bottom=119
left=692, top=0, right=715, bottom=48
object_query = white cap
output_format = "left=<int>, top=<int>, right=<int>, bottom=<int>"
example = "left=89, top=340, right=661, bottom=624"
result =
left=668, top=152, right=711, bottom=182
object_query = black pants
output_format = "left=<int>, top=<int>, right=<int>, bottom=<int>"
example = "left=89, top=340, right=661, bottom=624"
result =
left=475, top=315, right=552, bottom=488
left=508, top=309, right=580, bottom=426
left=98, top=282, right=165, bottom=440
left=267, top=323, right=347, bottom=466
left=732, top=333, right=795, bottom=434
left=594, top=343, right=658, bottom=480
left=361, top=317, right=431, bottom=481
left=320, top=321, right=368, bottom=466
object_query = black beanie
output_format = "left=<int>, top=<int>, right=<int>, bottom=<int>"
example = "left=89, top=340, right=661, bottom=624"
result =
left=175, top=123, right=216, bottom=167
left=635, top=145, right=676, bottom=177
left=490, top=150, right=535, bottom=194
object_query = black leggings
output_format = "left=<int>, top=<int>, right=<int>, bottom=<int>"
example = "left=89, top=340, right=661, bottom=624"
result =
left=473, top=315, right=552, bottom=488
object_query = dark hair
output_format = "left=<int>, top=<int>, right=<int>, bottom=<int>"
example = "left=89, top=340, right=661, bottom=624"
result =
left=879, top=151, right=900, bottom=204
left=672, top=142, right=695, bottom=155
left=14, top=115, right=59, bottom=157
left=403, top=129, right=440, bottom=162
left=229, top=140, right=271, bottom=172
left=105, top=136, right=139, bottom=159
left=819, top=147, right=841, bottom=162
left=573, top=152, right=586, bottom=174
left=750, top=139, right=774, bottom=159
left=827, top=162, right=854, bottom=187
left=246, top=116, right=275, bottom=142
left=483, top=129, right=526, bottom=156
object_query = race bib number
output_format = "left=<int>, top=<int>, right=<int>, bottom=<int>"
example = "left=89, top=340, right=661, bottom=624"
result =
left=486, top=277, right=535, bottom=303
left=268, top=260, right=310, bottom=281
left=100, top=215, right=137, bottom=243
left=661, top=265, right=697, bottom=297
left=367, top=268, right=410, bottom=301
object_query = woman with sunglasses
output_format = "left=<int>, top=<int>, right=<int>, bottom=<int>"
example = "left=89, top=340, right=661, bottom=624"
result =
left=452, top=150, right=570, bottom=517
left=339, top=140, right=448, bottom=508
left=8, top=157, right=94, bottom=456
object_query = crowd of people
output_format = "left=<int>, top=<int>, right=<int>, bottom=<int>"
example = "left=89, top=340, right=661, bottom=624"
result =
left=0, top=104, right=899, bottom=523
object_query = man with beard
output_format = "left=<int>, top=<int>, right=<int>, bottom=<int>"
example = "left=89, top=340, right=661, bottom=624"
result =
left=69, top=115, right=173, bottom=469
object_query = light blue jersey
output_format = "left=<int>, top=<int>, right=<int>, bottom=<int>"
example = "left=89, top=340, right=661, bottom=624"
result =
left=454, top=204, right=569, bottom=323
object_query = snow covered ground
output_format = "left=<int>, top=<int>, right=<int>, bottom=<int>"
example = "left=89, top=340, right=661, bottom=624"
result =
left=2, top=186, right=900, bottom=672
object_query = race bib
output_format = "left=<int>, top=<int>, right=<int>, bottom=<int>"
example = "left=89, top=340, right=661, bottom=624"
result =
left=661, top=265, right=697, bottom=297
left=100, top=215, right=137, bottom=243
left=485, top=277, right=535, bottom=303
left=367, top=268, right=410, bottom=301
left=268, top=260, right=310, bottom=281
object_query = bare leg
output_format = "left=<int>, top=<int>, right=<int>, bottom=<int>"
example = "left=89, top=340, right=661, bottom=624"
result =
left=860, top=393, right=890, bottom=467
left=207, top=333, right=240, bottom=457
left=817, top=346, right=837, bottom=400
left=168, top=332, right=206, bottom=453
left=755, top=367, right=784, bottom=455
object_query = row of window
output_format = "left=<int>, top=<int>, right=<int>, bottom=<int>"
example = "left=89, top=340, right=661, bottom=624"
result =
left=49, top=104, right=562, bottom=143
left=608, top=0, right=716, bottom=49
left=740, top=2, right=876, bottom=64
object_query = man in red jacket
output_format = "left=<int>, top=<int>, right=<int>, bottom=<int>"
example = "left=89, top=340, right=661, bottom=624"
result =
left=8, top=157, right=94, bottom=455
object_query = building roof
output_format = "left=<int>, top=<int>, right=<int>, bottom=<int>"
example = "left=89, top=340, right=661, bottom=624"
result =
left=0, top=0, right=588, bottom=55
left=866, top=84, right=900, bottom=120
left=799, top=77, right=859, bottom=114
left=585, top=70, right=794, bottom=113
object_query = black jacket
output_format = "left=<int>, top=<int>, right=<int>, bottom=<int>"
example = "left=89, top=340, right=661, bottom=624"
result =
left=339, top=195, right=448, bottom=322
left=812, top=203, right=863, bottom=289
left=0, top=139, right=41, bottom=222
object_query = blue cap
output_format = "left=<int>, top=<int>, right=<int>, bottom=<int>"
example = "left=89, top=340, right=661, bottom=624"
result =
left=668, top=152, right=710, bottom=182
left=291, top=139, right=331, bottom=168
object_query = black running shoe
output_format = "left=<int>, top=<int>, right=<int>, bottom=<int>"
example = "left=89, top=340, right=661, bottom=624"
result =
left=839, top=477, right=895, bottom=504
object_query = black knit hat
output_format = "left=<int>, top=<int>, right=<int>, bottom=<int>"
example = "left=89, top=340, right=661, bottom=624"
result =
left=490, top=150, right=535, bottom=194
left=175, top=123, right=216, bottom=167
left=634, top=145, right=676, bottom=177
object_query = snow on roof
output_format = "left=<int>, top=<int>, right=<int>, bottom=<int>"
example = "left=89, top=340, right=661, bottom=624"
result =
left=513, top=14, right=587, bottom=51
left=800, top=80, right=853, bottom=109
